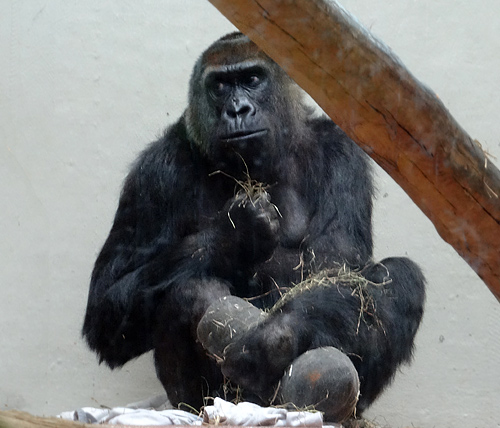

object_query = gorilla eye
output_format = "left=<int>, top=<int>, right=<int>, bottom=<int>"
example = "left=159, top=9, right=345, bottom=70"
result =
left=210, top=80, right=230, bottom=98
left=246, top=75, right=261, bottom=87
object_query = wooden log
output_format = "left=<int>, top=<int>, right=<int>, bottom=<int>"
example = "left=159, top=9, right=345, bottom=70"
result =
left=208, top=0, right=500, bottom=300
left=0, top=410, right=91, bottom=428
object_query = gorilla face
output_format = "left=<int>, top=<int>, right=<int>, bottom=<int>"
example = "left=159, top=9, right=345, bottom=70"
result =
left=204, top=61, right=277, bottom=173
left=185, top=33, right=305, bottom=180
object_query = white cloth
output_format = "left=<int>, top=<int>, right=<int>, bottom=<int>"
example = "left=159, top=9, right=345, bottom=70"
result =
left=58, top=396, right=325, bottom=426
left=59, top=406, right=202, bottom=425
left=203, top=397, right=323, bottom=426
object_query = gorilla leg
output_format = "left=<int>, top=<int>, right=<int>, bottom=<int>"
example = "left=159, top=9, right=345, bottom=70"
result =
left=154, top=277, right=231, bottom=409
left=355, top=257, right=425, bottom=412
left=220, top=257, right=425, bottom=414
left=154, top=329, right=222, bottom=409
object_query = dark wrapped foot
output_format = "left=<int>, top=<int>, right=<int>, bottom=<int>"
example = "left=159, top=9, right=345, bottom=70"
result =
left=279, top=347, right=360, bottom=423
left=197, top=295, right=266, bottom=358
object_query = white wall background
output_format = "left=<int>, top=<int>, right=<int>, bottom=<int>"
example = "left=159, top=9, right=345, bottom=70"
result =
left=1, top=1, right=499, bottom=427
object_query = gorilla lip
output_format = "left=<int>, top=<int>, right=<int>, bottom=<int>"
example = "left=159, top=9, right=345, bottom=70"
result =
left=221, top=129, right=268, bottom=143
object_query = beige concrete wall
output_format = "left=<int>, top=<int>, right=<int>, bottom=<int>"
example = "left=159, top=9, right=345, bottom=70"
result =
left=0, top=1, right=498, bottom=426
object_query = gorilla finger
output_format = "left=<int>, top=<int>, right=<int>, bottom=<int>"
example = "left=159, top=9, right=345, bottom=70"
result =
left=269, top=217, right=280, bottom=235
left=255, top=209, right=280, bottom=231
left=253, top=191, right=271, bottom=205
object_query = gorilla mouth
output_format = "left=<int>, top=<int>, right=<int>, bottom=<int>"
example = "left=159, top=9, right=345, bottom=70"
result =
left=221, top=129, right=268, bottom=143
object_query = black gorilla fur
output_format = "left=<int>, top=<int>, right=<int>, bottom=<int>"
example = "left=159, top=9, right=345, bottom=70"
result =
left=82, top=32, right=425, bottom=414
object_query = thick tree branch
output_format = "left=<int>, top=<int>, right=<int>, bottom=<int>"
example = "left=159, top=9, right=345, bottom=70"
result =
left=208, top=0, right=500, bottom=301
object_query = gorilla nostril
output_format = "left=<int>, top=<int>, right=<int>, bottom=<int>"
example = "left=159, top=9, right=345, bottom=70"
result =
left=238, top=104, right=251, bottom=116
left=224, top=97, right=254, bottom=119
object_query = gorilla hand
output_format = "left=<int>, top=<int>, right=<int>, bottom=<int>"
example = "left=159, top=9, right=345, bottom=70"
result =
left=217, top=190, right=280, bottom=266
left=221, top=314, right=299, bottom=400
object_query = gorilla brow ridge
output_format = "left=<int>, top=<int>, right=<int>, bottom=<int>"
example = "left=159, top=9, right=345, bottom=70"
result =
left=201, top=60, right=267, bottom=82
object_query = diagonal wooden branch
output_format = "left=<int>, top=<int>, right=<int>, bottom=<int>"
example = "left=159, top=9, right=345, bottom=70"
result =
left=208, top=0, right=500, bottom=301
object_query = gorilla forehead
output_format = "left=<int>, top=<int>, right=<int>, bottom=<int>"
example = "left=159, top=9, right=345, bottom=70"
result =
left=199, top=32, right=271, bottom=70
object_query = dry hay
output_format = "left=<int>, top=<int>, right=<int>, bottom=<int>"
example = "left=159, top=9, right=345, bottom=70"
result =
left=209, top=166, right=282, bottom=231
left=209, top=153, right=271, bottom=202
left=271, top=264, right=391, bottom=333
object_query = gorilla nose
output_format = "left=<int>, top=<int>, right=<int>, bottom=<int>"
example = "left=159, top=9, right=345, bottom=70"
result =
left=223, top=97, right=255, bottom=119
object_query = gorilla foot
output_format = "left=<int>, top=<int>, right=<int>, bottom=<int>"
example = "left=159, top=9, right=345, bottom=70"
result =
left=197, top=295, right=266, bottom=358
left=198, top=298, right=360, bottom=423
left=279, top=347, right=360, bottom=423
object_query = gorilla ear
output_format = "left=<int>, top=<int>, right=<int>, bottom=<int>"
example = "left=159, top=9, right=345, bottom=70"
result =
left=183, top=107, right=201, bottom=146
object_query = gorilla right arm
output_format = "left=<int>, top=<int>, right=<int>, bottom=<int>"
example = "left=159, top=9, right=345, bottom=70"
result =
left=81, top=124, right=279, bottom=367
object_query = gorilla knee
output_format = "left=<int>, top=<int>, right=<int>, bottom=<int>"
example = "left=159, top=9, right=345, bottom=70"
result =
left=366, top=257, right=425, bottom=289
left=363, top=257, right=426, bottom=321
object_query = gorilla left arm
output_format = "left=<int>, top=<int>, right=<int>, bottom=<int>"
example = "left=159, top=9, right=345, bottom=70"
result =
left=269, top=119, right=374, bottom=273
left=305, top=119, right=374, bottom=269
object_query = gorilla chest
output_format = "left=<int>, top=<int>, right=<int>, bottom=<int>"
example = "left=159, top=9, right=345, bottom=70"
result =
left=195, top=185, right=310, bottom=248
left=270, top=187, right=309, bottom=247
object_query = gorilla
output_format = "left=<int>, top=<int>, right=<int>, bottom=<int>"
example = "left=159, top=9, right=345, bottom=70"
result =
left=82, top=32, right=425, bottom=417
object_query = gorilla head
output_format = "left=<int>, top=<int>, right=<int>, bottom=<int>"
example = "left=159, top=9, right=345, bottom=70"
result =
left=185, top=32, right=310, bottom=180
